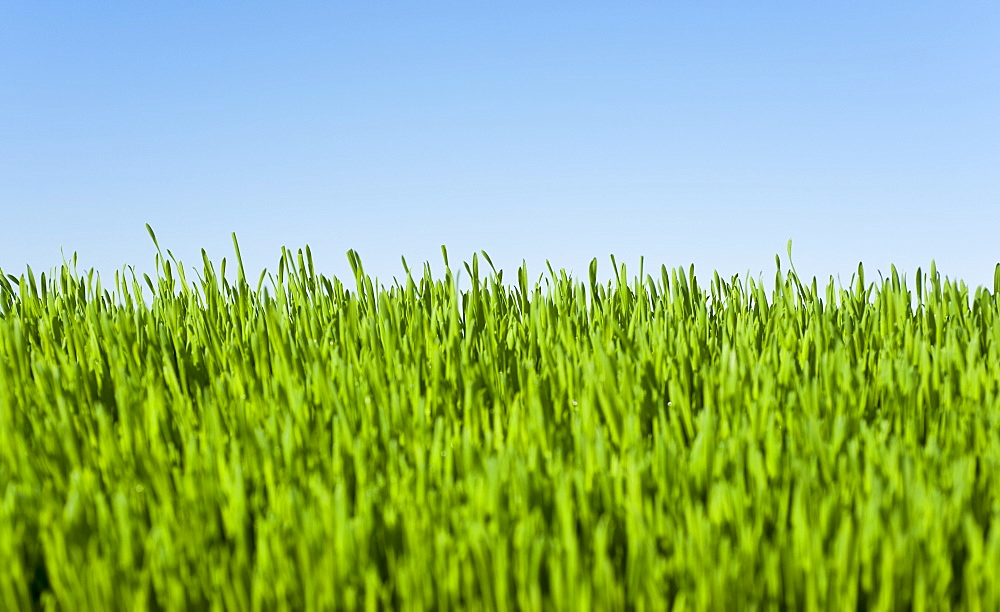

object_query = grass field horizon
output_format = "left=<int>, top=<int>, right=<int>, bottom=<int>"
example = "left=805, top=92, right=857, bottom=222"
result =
left=2, top=229, right=999, bottom=610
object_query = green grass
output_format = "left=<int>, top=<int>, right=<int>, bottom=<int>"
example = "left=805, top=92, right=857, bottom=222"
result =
left=1, top=231, right=999, bottom=610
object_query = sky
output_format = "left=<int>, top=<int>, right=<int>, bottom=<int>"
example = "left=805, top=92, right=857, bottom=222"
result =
left=2, top=2, right=998, bottom=291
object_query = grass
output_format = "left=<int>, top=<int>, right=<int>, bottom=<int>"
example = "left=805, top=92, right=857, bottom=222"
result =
left=1, top=230, right=999, bottom=610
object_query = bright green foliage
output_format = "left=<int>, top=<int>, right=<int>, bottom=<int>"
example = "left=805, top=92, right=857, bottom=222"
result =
left=1, top=236, right=999, bottom=610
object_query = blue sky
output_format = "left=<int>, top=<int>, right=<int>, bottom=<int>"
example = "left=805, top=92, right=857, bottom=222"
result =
left=2, top=2, right=998, bottom=290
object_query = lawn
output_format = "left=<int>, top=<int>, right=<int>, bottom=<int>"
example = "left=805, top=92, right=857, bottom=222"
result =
left=1, top=231, right=998, bottom=610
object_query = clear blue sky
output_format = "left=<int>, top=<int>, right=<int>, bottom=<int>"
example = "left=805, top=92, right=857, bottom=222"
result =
left=2, top=2, right=998, bottom=289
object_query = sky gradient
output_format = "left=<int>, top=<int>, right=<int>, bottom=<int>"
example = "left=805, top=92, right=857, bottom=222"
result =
left=2, top=2, right=998, bottom=289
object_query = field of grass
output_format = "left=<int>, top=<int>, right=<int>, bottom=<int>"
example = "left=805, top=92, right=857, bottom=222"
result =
left=2, top=230, right=999, bottom=610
